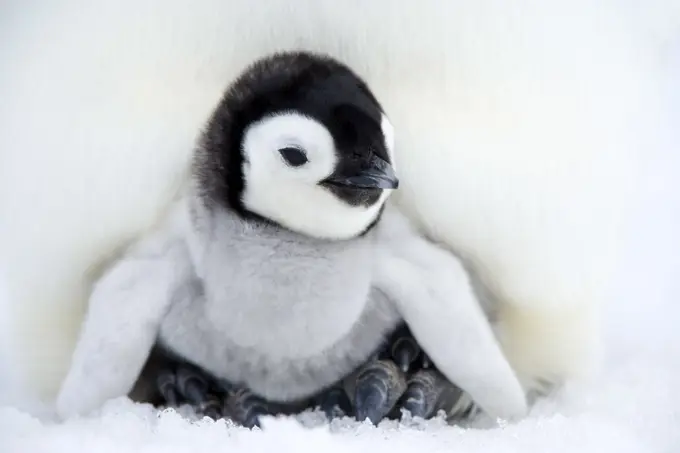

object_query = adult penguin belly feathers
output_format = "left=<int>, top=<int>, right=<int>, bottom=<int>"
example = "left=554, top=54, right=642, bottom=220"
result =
left=0, top=0, right=675, bottom=406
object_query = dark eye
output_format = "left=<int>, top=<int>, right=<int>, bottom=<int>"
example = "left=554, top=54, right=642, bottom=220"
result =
left=278, top=147, right=308, bottom=167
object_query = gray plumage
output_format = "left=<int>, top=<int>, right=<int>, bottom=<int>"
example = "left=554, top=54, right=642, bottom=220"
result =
left=157, top=197, right=401, bottom=402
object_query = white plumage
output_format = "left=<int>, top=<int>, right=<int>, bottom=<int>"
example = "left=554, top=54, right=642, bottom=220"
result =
left=0, top=0, right=678, bottom=411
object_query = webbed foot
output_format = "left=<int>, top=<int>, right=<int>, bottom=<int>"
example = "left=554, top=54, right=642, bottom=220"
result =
left=377, top=324, right=471, bottom=422
left=155, top=363, right=224, bottom=420
left=316, top=385, right=353, bottom=420
left=224, top=387, right=272, bottom=428
left=399, top=368, right=465, bottom=420
left=349, top=359, right=408, bottom=425
left=388, top=325, right=421, bottom=373
left=144, top=322, right=474, bottom=427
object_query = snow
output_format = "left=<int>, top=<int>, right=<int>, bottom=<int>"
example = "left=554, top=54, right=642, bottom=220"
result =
left=1, top=349, right=679, bottom=452
left=2, top=4, right=680, bottom=453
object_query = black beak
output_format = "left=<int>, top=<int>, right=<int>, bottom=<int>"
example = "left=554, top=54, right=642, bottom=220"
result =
left=325, top=154, right=399, bottom=190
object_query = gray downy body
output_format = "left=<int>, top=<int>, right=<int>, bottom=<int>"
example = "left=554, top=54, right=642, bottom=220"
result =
left=157, top=195, right=401, bottom=402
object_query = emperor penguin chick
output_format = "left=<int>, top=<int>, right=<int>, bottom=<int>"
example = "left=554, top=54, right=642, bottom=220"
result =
left=56, top=51, right=527, bottom=422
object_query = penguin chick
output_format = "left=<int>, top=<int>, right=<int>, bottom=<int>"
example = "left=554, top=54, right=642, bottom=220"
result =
left=56, top=51, right=526, bottom=422
left=56, top=51, right=401, bottom=418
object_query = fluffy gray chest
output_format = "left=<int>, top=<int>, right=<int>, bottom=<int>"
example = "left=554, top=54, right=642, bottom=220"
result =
left=158, top=209, right=400, bottom=401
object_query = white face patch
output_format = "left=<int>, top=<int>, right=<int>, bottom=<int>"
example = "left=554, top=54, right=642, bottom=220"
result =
left=240, top=112, right=393, bottom=240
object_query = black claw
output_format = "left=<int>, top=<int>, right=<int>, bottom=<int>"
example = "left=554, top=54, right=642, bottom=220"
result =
left=318, top=386, right=353, bottom=420
left=421, top=353, right=431, bottom=369
left=174, top=366, right=223, bottom=418
left=352, top=359, right=407, bottom=425
left=156, top=368, right=180, bottom=407
left=225, top=388, right=270, bottom=429
left=354, top=391, right=384, bottom=425
left=391, top=335, right=421, bottom=373
left=400, top=369, right=464, bottom=420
